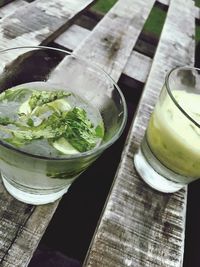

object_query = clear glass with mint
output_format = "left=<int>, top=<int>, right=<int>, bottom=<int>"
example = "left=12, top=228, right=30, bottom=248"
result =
left=0, top=47, right=127, bottom=204
left=134, top=66, right=200, bottom=193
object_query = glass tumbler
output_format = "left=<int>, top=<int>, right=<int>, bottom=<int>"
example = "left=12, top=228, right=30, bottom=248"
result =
left=0, top=46, right=127, bottom=204
left=134, top=66, right=200, bottom=193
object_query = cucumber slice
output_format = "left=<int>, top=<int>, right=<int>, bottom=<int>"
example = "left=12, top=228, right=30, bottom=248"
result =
left=53, top=137, right=79, bottom=155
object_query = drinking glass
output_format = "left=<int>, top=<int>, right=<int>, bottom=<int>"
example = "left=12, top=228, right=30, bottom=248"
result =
left=134, top=66, right=200, bottom=193
left=0, top=46, right=127, bottom=204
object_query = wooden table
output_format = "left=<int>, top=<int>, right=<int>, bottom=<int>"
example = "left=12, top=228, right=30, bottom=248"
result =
left=0, top=0, right=197, bottom=266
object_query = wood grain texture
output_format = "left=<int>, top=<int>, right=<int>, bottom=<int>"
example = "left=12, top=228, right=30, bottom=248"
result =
left=0, top=1, right=97, bottom=266
left=84, top=0, right=195, bottom=266
left=0, top=0, right=14, bottom=8
left=0, top=0, right=27, bottom=19
left=0, top=0, right=96, bottom=67
left=55, top=24, right=90, bottom=51
left=0, top=180, right=59, bottom=267
left=54, top=24, right=153, bottom=83
left=0, top=0, right=156, bottom=265
left=157, top=0, right=170, bottom=6
left=0, top=0, right=195, bottom=267
left=195, top=6, right=200, bottom=20
left=123, top=51, right=152, bottom=83
left=73, top=0, right=156, bottom=82
left=50, top=0, right=156, bottom=84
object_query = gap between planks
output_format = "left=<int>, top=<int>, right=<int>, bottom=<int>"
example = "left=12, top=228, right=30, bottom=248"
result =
left=84, top=0, right=195, bottom=266
left=0, top=0, right=98, bottom=266
left=0, top=0, right=97, bottom=69
left=2, top=0, right=200, bottom=21
left=0, top=0, right=156, bottom=266
left=0, top=0, right=195, bottom=266
left=54, top=24, right=153, bottom=83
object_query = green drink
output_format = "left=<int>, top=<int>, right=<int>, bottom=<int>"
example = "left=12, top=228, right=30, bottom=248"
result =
left=147, top=90, right=200, bottom=178
left=0, top=82, right=104, bottom=157
left=134, top=66, right=200, bottom=193
left=0, top=82, right=104, bottom=204
left=0, top=46, right=126, bottom=205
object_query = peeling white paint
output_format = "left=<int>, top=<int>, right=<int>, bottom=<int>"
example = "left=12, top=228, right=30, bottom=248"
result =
left=0, top=26, right=49, bottom=44
left=0, top=0, right=27, bottom=18
left=36, top=1, right=69, bottom=18
left=124, top=258, right=133, bottom=266
left=36, top=0, right=91, bottom=19
left=10, top=18, right=21, bottom=24
left=36, top=2, right=64, bottom=18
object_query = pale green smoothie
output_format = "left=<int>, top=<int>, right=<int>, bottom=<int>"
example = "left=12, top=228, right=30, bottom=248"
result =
left=147, top=90, right=200, bottom=178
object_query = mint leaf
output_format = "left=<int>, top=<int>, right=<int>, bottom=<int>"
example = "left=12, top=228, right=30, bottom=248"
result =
left=0, top=88, right=31, bottom=102
left=0, top=116, right=15, bottom=125
left=9, top=107, right=100, bottom=152
left=0, top=88, right=103, bottom=153
left=28, top=90, right=71, bottom=111
left=27, top=118, right=34, bottom=127
left=95, top=124, right=104, bottom=138
left=62, top=107, right=98, bottom=152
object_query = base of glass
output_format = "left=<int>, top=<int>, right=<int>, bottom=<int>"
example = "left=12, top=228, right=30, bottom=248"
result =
left=134, top=148, right=185, bottom=193
left=2, top=175, right=70, bottom=205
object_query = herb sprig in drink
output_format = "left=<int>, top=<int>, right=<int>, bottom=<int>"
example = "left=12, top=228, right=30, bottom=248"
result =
left=0, top=83, right=104, bottom=157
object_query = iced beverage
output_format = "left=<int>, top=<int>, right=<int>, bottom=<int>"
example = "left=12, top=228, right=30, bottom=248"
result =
left=134, top=67, right=200, bottom=192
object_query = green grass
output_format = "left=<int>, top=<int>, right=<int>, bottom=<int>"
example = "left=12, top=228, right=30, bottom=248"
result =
left=196, top=26, right=200, bottom=43
left=196, top=0, right=200, bottom=43
left=196, top=0, right=200, bottom=8
left=143, top=6, right=166, bottom=37
left=92, top=1, right=166, bottom=38
left=91, top=0, right=118, bottom=13
left=92, top=1, right=199, bottom=43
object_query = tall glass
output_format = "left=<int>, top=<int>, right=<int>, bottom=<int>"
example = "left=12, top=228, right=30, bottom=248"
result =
left=0, top=46, right=127, bottom=204
left=134, top=66, right=200, bottom=193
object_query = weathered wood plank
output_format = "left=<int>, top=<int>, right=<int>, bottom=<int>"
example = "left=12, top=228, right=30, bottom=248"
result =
left=84, top=0, right=195, bottom=266
left=0, top=0, right=15, bottom=8
left=0, top=0, right=96, bottom=67
left=51, top=0, right=156, bottom=83
left=0, top=0, right=195, bottom=266
left=0, top=180, right=59, bottom=267
left=0, top=0, right=96, bottom=45
left=74, top=0, right=155, bottom=82
left=0, top=0, right=156, bottom=266
left=157, top=0, right=170, bottom=6
left=54, top=24, right=153, bottom=83
left=55, top=24, right=90, bottom=51
left=123, top=51, right=152, bottom=83
left=195, top=6, right=200, bottom=20
left=0, top=0, right=27, bottom=19
left=0, top=1, right=99, bottom=266
left=148, top=0, right=200, bottom=21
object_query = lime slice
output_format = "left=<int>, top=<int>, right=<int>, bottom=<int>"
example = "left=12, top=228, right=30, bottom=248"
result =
left=18, top=99, right=31, bottom=115
left=47, top=99, right=71, bottom=113
left=19, top=98, right=72, bottom=116
left=32, top=104, right=51, bottom=116
left=33, top=99, right=71, bottom=115
left=53, top=137, right=79, bottom=155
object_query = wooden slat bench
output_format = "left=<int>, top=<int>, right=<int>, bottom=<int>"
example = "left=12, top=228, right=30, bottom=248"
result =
left=83, top=0, right=195, bottom=266
left=0, top=0, right=197, bottom=266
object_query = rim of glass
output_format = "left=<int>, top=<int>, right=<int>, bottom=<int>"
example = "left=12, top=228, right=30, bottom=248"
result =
left=165, top=65, right=200, bottom=129
left=0, top=45, right=127, bottom=160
